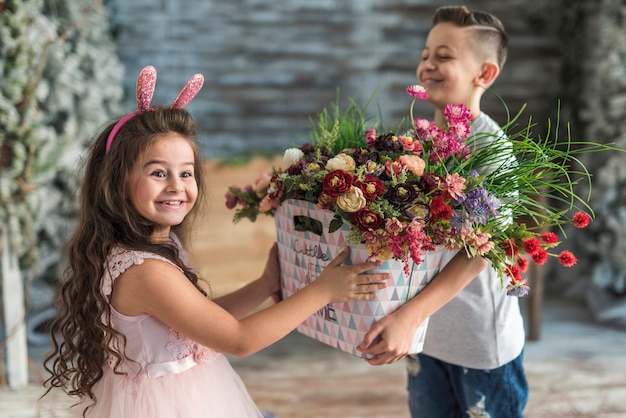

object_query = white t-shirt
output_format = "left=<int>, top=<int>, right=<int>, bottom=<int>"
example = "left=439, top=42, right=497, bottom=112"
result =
left=420, top=112, right=525, bottom=370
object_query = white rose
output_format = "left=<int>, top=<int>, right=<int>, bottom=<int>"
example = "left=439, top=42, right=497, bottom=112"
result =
left=283, top=148, right=304, bottom=167
left=336, top=186, right=366, bottom=213
left=326, top=153, right=356, bottom=172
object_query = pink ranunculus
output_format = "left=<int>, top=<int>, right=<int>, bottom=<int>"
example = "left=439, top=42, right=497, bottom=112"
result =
left=398, top=154, right=426, bottom=176
left=254, top=170, right=273, bottom=197
left=258, top=195, right=273, bottom=213
left=398, top=135, right=423, bottom=154
left=384, top=160, right=403, bottom=178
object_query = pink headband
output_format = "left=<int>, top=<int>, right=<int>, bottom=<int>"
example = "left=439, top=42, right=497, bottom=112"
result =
left=105, top=65, right=204, bottom=154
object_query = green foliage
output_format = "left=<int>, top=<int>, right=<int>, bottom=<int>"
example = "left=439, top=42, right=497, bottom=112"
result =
left=0, top=0, right=124, bottom=270
left=307, top=88, right=382, bottom=153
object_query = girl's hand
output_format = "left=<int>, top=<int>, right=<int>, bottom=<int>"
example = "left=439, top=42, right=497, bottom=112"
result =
left=314, top=248, right=388, bottom=302
left=260, top=243, right=282, bottom=303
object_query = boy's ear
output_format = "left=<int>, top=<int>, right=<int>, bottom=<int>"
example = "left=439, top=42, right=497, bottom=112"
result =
left=476, top=61, right=500, bottom=88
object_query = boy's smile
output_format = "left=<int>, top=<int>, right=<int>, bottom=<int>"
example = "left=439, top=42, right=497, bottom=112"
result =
left=127, top=133, right=198, bottom=240
left=417, top=22, right=486, bottom=118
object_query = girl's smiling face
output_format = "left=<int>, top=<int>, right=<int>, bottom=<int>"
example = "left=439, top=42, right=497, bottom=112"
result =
left=128, top=133, right=198, bottom=240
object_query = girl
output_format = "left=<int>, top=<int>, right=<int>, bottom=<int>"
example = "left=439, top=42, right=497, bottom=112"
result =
left=43, top=66, right=388, bottom=417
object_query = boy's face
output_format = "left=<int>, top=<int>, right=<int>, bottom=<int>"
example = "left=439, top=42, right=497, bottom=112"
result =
left=417, top=22, right=485, bottom=111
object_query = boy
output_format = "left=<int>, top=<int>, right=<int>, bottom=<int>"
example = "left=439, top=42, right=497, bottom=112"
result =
left=357, top=6, right=528, bottom=417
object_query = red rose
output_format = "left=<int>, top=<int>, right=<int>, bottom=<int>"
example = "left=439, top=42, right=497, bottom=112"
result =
left=355, top=175, right=385, bottom=201
left=352, top=208, right=384, bottom=231
left=322, top=170, right=353, bottom=197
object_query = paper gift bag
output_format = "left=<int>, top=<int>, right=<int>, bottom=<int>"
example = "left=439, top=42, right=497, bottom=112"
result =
left=275, top=199, right=444, bottom=358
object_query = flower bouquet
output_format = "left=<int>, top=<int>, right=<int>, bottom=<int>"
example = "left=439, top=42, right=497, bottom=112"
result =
left=226, top=86, right=603, bottom=355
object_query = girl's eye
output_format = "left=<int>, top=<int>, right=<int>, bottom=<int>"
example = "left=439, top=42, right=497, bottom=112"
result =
left=438, top=55, right=451, bottom=61
left=181, top=171, right=194, bottom=178
left=151, top=170, right=167, bottom=178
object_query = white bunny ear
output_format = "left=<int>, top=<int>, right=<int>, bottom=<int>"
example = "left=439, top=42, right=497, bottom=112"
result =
left=171, top=74, right=204, bottom=109
left=136, top=65, right=157, bottom=111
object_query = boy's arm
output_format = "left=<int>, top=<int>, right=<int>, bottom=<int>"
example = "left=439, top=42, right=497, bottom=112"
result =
left=357, top=251, right=488, bottom=365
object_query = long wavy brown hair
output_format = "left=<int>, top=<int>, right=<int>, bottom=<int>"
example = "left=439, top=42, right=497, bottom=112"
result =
left=42, top=107, right=207, bottom=413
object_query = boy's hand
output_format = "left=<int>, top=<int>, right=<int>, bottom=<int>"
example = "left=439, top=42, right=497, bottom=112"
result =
left=357, top=310, right=422, bottom=365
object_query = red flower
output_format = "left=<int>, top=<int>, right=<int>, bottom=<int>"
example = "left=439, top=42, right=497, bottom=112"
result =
left=522, top=238, right=542, bottom=255
left=352, top=208, right=384, bottom=232
left=355, top=175, right=385, bottom=201
left=516, top=256, right=529, bottom=273
left=531, top=248, right=549, bottom=265
left=505, top=263, right=522, bottom=281
left=317, top=191, right=334, bottom=209
left=558, top=250, right=577, bottom=267
left=541, top=231, right=559, bottom=245
left=430, top=196, right=453, bottom=220
left=573, top=212, right=590, bottom=228
left=384, top=160, right=403, bottom=178
left=502, top=238, right=518, bottom=257
left=322, top=170, right=353, bottom=197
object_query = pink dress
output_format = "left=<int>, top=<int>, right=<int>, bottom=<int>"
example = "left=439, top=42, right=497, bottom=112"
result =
left=79, top=245, right=263, bottom=418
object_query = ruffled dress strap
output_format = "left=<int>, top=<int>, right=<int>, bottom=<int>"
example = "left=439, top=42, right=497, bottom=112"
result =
left=101, top=246, right=181, bottom=299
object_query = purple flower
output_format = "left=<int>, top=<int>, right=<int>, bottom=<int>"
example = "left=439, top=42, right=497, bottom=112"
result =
left=463, top=188, right=499, bottom=225
left=449, top=210, right=470, bottom=234
left=507, top=280, right=530, bottom=297
left=401, top=202, right=431, bottom=221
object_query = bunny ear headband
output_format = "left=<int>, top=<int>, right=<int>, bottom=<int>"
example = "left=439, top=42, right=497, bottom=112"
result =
left=105, top=65, right=204, bottom=154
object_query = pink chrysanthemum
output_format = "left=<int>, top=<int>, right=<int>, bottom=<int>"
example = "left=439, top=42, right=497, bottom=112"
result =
left=365, top=126, right=377, bottom=147
left=406, top=84, right=428, bottom=99
left=443, top=103, right=473, bottom=126
left=444, top=173, right=466, bottom=200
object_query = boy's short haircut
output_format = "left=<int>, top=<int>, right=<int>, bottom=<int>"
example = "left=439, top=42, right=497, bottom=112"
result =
left=433, top=6, right=508, bottom=69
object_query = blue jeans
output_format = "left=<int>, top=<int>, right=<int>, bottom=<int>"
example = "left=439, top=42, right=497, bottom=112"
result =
left=406, top=351, right=528, bottom=418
